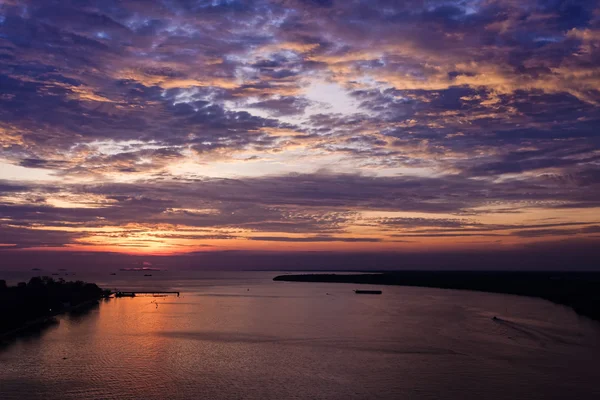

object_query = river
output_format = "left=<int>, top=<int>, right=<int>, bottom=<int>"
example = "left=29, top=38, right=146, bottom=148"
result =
left=1, top=271, right=599, bottom=399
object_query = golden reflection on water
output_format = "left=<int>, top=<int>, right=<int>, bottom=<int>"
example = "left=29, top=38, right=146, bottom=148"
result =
left=2, top=277, right=600, bottom=400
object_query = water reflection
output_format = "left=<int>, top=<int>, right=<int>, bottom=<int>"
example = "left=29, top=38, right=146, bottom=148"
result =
left=0, top=318, right=60, bottom=351
left=1, top=301, right=101, bottom=351
left=67, top=301, right=101, bottom=321
left=1, top=274, right=600, bottom=400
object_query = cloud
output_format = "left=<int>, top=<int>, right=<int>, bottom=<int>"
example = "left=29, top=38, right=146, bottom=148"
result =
left=247, top=96, right=312, bottom=116
left=0, top=224, right=85, bottom=249
left=0, top=167, right=598, bottom=248
left=0, top=0, right=599, bottom=253
left=514, top=225, right=600, bottom=238
left=247, top=235, right=381, bottom=242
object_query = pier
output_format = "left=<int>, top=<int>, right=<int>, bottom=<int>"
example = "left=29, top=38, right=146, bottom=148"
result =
left=114, top=291, right=180, bottom=297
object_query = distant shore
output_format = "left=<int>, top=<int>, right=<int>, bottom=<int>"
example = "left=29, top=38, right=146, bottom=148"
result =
left=273, top=271, right=600, bottom=322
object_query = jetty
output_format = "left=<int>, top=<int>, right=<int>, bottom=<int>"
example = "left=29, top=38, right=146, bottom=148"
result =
left=114, top=291, right=180, bottom=297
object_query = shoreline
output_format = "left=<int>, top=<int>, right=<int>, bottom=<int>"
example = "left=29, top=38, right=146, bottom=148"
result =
left=0, top=315, right=60, bottom=343
left=273, top=271, right=600, bottom=322
left=0, top=299, right=102, bottom=343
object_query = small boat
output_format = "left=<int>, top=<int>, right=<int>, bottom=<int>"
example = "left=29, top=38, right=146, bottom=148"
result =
left=354, top=290, right=382, bottom=295
left=144, top=274, right=152, bottom=277
left=110, top=273, right=116, bottom=275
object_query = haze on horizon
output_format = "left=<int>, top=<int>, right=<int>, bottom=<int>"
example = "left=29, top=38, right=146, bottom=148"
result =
left=1, top=0, right=599, bottom=264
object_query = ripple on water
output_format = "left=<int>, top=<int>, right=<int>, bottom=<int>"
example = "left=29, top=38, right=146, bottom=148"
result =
left=1, top=280, right=600, bottom=400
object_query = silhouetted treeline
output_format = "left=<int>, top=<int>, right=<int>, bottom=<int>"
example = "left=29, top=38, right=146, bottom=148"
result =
left=0, top=277, right=110, bottom=336
left=274, top=271, right=600, bottom=321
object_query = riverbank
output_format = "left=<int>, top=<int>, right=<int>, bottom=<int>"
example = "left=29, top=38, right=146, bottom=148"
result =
left=273, top=271, right=600, bottom=321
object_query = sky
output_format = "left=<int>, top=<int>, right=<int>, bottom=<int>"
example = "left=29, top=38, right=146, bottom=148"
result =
left=0, top=0, right=599, bottom=266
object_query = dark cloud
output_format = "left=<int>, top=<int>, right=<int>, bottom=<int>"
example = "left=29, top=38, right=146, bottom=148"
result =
left=0, top=224, right=84, bottom=249
left=0, top=181, right=30, bottom=192
left=1, top=170, right=598, bottom=241
left=460, top=146, right=600, bottom=177
left=19, top=158, right=73, bottom=169
left=247, top=96, right=312, bottom=116
left=373, top=217, right=473, bottom=229
left=247, top=235, right=381, bottom=242
left=514, top=225, right=600, bottom=238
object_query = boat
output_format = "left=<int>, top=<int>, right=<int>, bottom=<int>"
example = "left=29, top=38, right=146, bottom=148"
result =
left=354, top=290, right=382, bottom=295
left=110, top=273, right=116, bottom=275
left=144, top=274, right=152, bottom=277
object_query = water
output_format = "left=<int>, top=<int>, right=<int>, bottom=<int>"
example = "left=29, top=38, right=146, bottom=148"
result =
left=1, top=271, right=600, bottom=399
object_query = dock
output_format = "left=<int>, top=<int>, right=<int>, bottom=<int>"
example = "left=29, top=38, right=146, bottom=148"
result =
left=114, top=291, right=180, bottom=297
